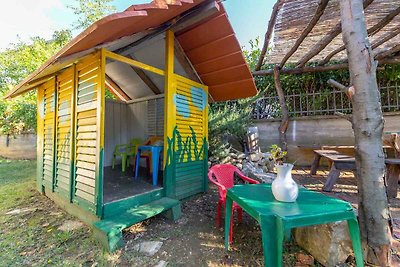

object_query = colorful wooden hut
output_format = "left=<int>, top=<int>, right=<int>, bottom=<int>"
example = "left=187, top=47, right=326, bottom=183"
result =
left=5, top=0, right=257, bottom=251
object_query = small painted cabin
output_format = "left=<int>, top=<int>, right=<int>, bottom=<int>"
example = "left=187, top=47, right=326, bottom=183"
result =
left=5, top=0, right=257, bottom=250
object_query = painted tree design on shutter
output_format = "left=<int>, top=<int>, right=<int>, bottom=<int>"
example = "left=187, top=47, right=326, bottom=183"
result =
left=54, top=67, right=74, bottom=199
left=73, top=54, right=102, bottom=213
left=38, top=78, right=56, bottom=190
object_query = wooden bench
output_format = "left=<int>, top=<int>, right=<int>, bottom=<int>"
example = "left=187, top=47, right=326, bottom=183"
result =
left=310, top=150, right=400, bottom=198
left=310, top=150, right=356, bottom=192
left=385, top=158, right=400, bottom=198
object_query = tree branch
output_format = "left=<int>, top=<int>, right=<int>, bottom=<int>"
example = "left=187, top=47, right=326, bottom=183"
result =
left=375, top=43, right=400, bottom=60
left=334, top=112, right=352, bottom=122
left=273, top=65, right=289, bottom=151
left=255, top=0, right=284, bottom=71
left=327, top=78, right=355, bottom=99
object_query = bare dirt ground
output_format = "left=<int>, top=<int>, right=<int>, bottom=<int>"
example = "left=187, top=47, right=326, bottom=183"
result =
left=3, top=159, right=399, bottom=266
left=120, top=184, right=315, bottom=267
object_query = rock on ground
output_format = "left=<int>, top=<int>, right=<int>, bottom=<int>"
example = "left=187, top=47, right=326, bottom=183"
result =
left=241, top=161, right=275, bottom=183
left=57, top=220, right=84, bottom=231
left=5, top=208, right=36, bottom=215
left=294, top=221, right=353, bottom=267
left=153, top=260, right=168, bottom=267
left=133, top=241, right=163, bottom=256
left=295, top=252, right=314, bottom=266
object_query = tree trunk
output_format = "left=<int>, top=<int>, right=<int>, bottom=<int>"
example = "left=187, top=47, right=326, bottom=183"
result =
left=339, top=0, right=392, bottom=265
left=273, top=66, right=289, bottom=152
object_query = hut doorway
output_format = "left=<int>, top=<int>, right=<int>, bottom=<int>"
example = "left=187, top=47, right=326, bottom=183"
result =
left=101, top=40, right=167, bottom=204
left=103, top=95, right=165, bottom=203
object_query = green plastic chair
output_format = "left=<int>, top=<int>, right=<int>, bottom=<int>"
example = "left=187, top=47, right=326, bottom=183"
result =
left=112, top=138, right=142, bottom=172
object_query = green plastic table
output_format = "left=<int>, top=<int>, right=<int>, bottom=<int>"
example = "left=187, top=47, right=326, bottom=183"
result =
left=224, top=184, right=364, bottom=267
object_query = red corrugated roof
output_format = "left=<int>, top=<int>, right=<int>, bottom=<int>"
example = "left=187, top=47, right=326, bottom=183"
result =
left=6, top=0, right=257, bottom=101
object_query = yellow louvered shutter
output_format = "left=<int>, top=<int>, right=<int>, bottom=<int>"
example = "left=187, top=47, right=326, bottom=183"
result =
left=165, top=75, right=208, bottom=200
left=38, top=78, right=57, bottom=190
left=54, top=67, right=75, bottom=199
left=72, top=53, right=103, bottom=214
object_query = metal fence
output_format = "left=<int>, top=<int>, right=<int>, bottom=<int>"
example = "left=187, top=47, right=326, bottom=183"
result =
left=252, top=83, right=400, bottom=119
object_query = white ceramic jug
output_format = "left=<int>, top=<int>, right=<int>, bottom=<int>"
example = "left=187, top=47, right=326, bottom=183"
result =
left=272, top=163, right=298, bottom=202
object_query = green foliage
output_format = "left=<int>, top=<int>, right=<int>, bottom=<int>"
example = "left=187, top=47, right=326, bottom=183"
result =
left=256, top=62, right=351, bottom=97
left=208, top=92, right=263, bottom=159
left=256, top=61, right=400, bottom=114
left=268, top=144, right=287, bottom=165
left=379, top=64, right=400, bottom=82
left=208, top=38, right=266, bottom=159
left=105, top=89, right=117, bottom=100
left=242, top=38, right=262, bottom=72
left=0, top=97, right=37, bottom=135
left=0, top=31, right=72, bottom=135
left=68, top=0, right=117, bottom=30
left=0, top=30, right=71, bottom=95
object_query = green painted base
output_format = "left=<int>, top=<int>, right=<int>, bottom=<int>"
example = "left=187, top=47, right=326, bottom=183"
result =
left=94, top=197, right=181, bottom=252
left=162, top=202, right=182, bottom=221
left=103, top=188, right=165, bottom=218
left=43, top=188, right=100, bottom=226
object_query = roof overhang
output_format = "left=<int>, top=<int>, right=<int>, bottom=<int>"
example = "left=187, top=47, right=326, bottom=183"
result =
left=5, top=0, right=257, bottom=101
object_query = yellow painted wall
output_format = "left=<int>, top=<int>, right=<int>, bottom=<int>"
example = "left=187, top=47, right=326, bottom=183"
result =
left=163, top=30, right=209, bottom=199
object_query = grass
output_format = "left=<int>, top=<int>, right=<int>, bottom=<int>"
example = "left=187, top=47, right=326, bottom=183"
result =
left=0, top=159, right=108, bottom=266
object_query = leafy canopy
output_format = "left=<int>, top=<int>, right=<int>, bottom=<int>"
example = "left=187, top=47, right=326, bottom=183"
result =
left=0, top=30, right=72, bottom=135
left=0, top=0, right=117, bottom=135
left=68, top=0, right=117, bottom=30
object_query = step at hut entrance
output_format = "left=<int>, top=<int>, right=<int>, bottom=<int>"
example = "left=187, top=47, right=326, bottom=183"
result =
left=4, top=0, right=257, bottom=251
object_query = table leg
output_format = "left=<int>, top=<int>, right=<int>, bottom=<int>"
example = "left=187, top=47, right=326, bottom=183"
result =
left=260, top=216, right=283, bottom=267
left=121, top=154, right=127, bottom=172
left=310, top=153, right=321, bottom=175
left=135, top=149, right=141, bottom=179
left=323, top=164, right=341, bottom=192
left=385, top=164, right=400, bottom=198
left=347, top=218, right=364, bottom=267
left=152, top=148, right=160, bottom=186
left=284, top=227, right=292, bottom=242
left=224, top=197, right=233, bottom=251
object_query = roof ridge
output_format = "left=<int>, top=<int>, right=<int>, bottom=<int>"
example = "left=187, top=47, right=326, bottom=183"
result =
left=126, top=0, right=195, bottom=12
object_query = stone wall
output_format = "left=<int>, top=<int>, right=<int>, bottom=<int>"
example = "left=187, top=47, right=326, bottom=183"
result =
left=0, top=134, right=36, bottom=159
left=254, top=112, right=400, bottom=166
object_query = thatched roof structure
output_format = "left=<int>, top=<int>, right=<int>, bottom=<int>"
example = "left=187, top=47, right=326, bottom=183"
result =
left=255, top=0, right=400, bottom=74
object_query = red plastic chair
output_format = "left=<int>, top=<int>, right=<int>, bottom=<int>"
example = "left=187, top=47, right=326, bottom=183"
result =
left=208, top=164, right=260, bottom=243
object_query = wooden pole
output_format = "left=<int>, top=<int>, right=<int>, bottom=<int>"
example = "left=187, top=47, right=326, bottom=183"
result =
left=320, top=5, right=400, bottom=66
left=375, top=43, right=400, bottom=60
left=273, top=66, right=289, bottom=151
left=371, top=27, right=400, bottom=50
left=340, top=0, right=391, bottom=265
left=296, top=0, right=374, bottom=68
left=279, top=0, right=329, bottom=68
left=125, top=55, right=162, bottom=94
left=252, top=57, right=400, bottom=76
left=255, top=0, right=284, bottom=71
